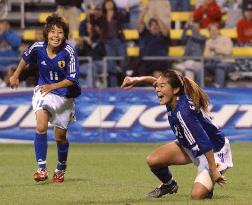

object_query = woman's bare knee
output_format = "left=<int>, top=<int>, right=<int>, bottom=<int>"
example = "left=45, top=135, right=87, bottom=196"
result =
left=146, top=154, right=160, bottom=166
left=191, top=190, right=206, bottom=200
left=36, top=124, right=47, bottom=134
left=191, top=182, right=210, bottom=200
left=54, top=127, right=67, bottom=143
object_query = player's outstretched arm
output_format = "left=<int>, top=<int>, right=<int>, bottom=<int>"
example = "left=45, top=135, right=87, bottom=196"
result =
left=121, top=76, right=157, bottom=89
left=9, top=59, right=27, bottom=89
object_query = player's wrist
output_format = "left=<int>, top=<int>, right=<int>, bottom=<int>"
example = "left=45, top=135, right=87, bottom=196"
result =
left=209, top=167, right=218, bottom=173
left=134, top=77, right=141, bottom=83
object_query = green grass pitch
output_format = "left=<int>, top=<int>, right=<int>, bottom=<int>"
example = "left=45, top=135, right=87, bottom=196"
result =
left=0, top=143, right=251, bottom=205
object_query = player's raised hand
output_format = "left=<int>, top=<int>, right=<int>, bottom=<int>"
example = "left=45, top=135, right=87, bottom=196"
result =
left=9, top=75, right=19, bottom=89
left=121, top=76, right=138, bottom=89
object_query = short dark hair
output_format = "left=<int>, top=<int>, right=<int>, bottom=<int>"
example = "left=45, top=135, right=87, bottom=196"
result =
left=148, top=18, right=158, bottom=27
left=43, top=13, right=69, bottom=44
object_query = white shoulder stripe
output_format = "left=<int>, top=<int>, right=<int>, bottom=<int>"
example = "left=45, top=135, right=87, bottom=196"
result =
left=64, top=46, right=76, bottom=73
left=177, top=111, right=196, bottom=145
left=66, top=44, right=74, bottom=52
left=24, top=42, right=44, bottom=56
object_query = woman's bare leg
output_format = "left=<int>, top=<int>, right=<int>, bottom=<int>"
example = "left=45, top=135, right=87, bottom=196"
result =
left=146, top=141, right=192, bottom=198
left=147, top=141, right=192, bottom=167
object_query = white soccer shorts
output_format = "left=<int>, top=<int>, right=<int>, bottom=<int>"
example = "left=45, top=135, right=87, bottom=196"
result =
left=183, top=137, right=233, bottom=174
left=32, top=86, right=76, bottom=129
left=182, top=138, right=233, bottom=190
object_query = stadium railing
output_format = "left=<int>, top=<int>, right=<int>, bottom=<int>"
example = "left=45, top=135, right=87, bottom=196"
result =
left=101, top=56, right=205, bottom=87
left=1, top=55, right=251, bottom=89
left=22, top=28, right=238, bottom=41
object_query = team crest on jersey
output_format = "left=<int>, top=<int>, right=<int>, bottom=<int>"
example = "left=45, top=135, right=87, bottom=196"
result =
left=58, top=61, right=65, bottom=68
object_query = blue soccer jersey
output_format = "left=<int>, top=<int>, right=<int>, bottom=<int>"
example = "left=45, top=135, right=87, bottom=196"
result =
left=166, top=94, right=225, bottom=158
left=22, top=41, right=81, bottom=98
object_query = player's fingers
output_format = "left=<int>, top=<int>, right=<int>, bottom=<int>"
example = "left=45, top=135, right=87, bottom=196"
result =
left=121, top=80, right=127, bottom=88
left=121, top=78, right=130, bottom=88
left=216, top=176, right=226, bottom=187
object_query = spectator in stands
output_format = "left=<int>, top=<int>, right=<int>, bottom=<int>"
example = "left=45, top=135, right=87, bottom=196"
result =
left=193, top=0, right=222, bottom=28
left=145, top=0, right=171, bottom=29
left=55, top=0, right=82, bottom=40
left=196, top=0, right=226, bottom=8
left=204, top=23, right=235, bottom=87
left=114, top=0, right=140, bottom=29
left=237, top=2, right=252, bottom=43
left=234, top=2, right=252, bottom=76
left=83, top=0, right=103, bottom=9
left=136, top=4, right=170, bottom=76
left=170, top=0, right=191, bottom=11
left=0, top=19, right=21, bottom=83
left=0, top=0, right=8, bottom=19
left=174, top=21, right=207, bottom=84
left=91, top=0, right=130, bottom=87
left=76, top=22, right=106, bottom=87
left=224, top=0, right=242, bottom=28
left=6, top=29, right=45, bottom=88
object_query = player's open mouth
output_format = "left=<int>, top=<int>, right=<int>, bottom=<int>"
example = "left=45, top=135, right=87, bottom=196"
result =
left=51, top=40, right=60, bottom=43
left=158, top=95, right=164, bottom=99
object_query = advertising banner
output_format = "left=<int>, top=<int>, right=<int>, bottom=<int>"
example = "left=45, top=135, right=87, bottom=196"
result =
left=0, top=88, right=252, bottom=142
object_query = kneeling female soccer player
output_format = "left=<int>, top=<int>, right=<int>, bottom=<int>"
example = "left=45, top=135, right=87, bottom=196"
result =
left=121, top=70, right=233, bottom=199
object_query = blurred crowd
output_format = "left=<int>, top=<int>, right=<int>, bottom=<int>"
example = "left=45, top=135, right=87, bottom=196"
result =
left=1, top=0, right=252, bottom=88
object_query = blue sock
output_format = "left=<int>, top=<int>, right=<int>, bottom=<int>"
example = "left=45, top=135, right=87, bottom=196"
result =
left=57, top=140, right=69, bottom=171
left=150, top=166, right=173, bottom=184
left=34, top=133, right=48, bottom=169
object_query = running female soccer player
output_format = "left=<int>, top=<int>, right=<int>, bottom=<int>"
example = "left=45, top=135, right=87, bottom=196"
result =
left=121, top=70, right=233, bottom=200
left=9, top=14, right=81, bottom=183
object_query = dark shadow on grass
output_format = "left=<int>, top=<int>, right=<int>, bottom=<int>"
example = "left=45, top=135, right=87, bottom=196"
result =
left=64, top=178, right=89, bottom=183
left=66, top=197, right=152, bottom=205
left=67, top=194, right=234, bottom=205
left=0, top=180, right=50, bottom=188
left=66, top=194, right=184, bottom=205
left=213, top=194, right=233, bottom=200
left=0, top=178, right=88, bottom=188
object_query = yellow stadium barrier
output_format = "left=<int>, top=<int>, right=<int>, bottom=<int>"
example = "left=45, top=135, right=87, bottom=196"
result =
left=169, top=46, right=185, bottom=57
left=190, top=0, right=197, bottom=5
left=171, top=12, right=191, bottom=22
left=140, top=0, right=149, bottom=5
left=22, top=30, right=36, bottom=41
left=79, top=13, right=86, bottom=21
left=169, top=46, right=252, bottom=57
left=123, top=29, right=139, bottom=40
left=232, top=47, right=252, bottom=57
left=39, top=12, right=51, bottom=23
left=72, top=30, right=79, bottom=39
left=127, top=46, right=140, bottom=56
left=170, top=29, right=237, bottom=39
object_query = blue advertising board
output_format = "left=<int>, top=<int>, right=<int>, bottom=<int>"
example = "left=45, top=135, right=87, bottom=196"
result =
left=0, top=88, right=252, bottom=142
